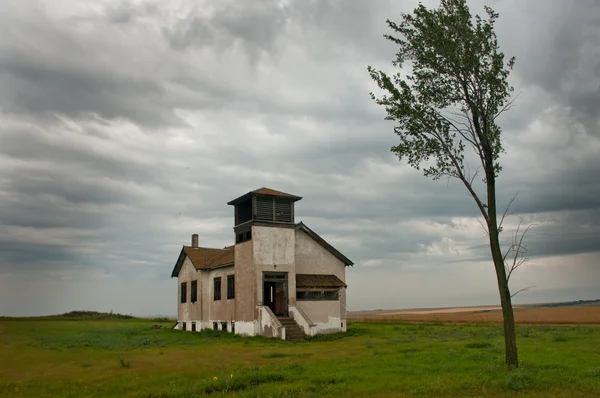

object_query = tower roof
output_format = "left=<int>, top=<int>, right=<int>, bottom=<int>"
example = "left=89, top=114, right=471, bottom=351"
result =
left=227, top=187, right=302, bottom=205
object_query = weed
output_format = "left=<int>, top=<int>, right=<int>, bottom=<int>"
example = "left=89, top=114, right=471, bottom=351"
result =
left=503, top=368, right=530, bottom=391
left=262, top=352, right=293, bottom=359
left=552, top=334, right=568, bottom=342
left=466, top=341, right=493, bottom=349
left=118, top=355, right=130, bottom=368
left=586, top=367, right=600, bottom=377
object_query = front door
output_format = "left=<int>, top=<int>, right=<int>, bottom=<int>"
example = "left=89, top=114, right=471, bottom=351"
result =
left=263, top=272, right=288, bottom=317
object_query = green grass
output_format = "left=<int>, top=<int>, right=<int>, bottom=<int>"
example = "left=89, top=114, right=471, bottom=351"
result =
left=0, top=318, right=599, bottom=397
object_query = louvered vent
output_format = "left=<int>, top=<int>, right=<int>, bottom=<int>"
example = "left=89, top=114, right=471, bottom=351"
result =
left=255, top=197, right=273, bottom=221
left=274, top=199, right=292, bottom=222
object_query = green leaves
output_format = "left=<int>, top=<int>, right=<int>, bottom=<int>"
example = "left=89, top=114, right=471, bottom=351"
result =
left=368, top=0, right=515, bottom=190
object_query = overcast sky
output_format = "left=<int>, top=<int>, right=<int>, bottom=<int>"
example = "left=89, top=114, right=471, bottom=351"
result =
left=1, top=0, right=599, bottom=317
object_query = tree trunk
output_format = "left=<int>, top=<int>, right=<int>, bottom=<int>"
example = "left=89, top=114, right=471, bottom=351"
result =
left=486, top=172, right=519, bottom=368
left=489, top=227, right=519, bottom=367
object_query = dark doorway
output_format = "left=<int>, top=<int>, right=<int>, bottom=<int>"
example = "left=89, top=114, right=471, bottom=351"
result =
left=263, top=272, right=288, bottom=317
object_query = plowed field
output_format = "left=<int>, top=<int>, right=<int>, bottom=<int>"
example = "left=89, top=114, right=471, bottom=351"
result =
left=348, top=302, right=600, bottom=324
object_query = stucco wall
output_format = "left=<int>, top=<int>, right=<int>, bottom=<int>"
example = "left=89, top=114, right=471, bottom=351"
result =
left=259, top=306, right=285, bottom=339
left=294, top=229, right=346, bottom=281
left=253, top=225, right=296, bottom=306
left=295, top=300, right=341, bottom=323
left=294, top=228, right=348, bottom=323
left=206, top=267, right=236, bottom=322
left=177, top=256, right=202, bottom=322
left=234, top=240, right=256, bottom=322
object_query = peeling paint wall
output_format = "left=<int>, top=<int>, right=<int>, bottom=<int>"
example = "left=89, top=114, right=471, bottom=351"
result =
left=253, top=225, right=296, bottom=307
left=206, top=267, right=235, bottom=322
left=177, top=256, right=202, bottom=322
left=234, top=240, right=255, bottom=322
left=259, top=306, right=285, bottom=339
left=294, top=228, right=347, bottom=331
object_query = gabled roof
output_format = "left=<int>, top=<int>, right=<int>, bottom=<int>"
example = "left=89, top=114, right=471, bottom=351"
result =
left=227, top=187, right=302, bottom=205
left=297, top=274, right=347, bottom=288
left=171, top=246, right=234, bottom=277
left=295, top=222, right=354, bottom=266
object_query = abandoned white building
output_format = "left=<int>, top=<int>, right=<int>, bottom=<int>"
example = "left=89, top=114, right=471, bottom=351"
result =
left=170, top=188, right=352, bottom=340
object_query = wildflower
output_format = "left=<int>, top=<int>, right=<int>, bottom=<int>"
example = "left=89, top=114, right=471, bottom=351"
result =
left=213, top=377, right=218, bottom=381
left=230, top=374, right=233, bottom=379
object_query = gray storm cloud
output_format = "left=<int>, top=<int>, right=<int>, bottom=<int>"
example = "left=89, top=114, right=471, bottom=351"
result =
left=0, top=0, right=598, bottom=316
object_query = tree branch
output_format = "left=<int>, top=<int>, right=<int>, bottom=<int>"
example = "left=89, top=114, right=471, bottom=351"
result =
left=498, top=192, right=518, bottom=232
left=511, top=286, right=535, bottom=299
left=494, top=91, right=522, bottom=121
left=505, top=218, right=535, bottom=283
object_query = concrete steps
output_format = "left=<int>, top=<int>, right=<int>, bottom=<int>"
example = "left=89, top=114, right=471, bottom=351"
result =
left=278, top=317, right=306, bottom=341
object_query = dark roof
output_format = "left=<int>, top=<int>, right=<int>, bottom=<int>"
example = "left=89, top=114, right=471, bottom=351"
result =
left=227, top=187, right=302, bottom=205
left=296, top=274, right=347, bottom=288
left=295, top=222, right=353, bottom=266
left=171, top=246, right=234, bottom=277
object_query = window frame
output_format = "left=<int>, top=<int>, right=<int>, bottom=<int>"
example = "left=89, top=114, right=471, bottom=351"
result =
left=190, top=280, right=197, bottom=303
left=180, top=282, right=187, bottom=303
left=227, top=275, right=235, bottom=299
left=296, top=288, right=339, bottom=301
left=214, top=277, right=222, bottom=301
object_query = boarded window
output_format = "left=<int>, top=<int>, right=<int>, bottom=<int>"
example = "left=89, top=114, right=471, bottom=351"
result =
left=274, top=199, right=292, bottom=222
left=214, top=277, right=221, bottom=301
left=297, top=289, right=339, bottom=301
left=190, top=280, right=197, bottom=303
left=227, top=275, right=235, bottom=299
left=255, top=197, right=273, bottom=221
left=255, top=197, right=293, bottom=223
left=180, top=282, right=187, bottom=303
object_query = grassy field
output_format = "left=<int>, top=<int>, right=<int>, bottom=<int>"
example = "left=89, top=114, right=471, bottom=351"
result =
left=1, top=316, right=599, bottom=397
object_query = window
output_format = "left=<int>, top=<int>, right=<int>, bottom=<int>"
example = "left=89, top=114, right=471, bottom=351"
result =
left=231, top=322, right=235, bottom=334
left=221, top=322, right=227, bottom=331
left=191, top=322, right=196, bottom=332
left=181, top=322, right=186, bottom=331
left=236, top=228, right=252, bottom=243
left=297, top=289, right=339, bottom=301
left=214, top=277, right=221, bottom=301
left=255, top=197, right=293, bottom=223
left=191, top=280, right=197, bottom=303
left=213, top=322, right=218, bottom=330
left=180, top=282, right=187, bottom=303
left=227, top=275, right=235, bottom=299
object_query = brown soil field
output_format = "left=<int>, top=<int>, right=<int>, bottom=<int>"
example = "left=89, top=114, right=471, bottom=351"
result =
left=348, top=302, right=600, bottom=325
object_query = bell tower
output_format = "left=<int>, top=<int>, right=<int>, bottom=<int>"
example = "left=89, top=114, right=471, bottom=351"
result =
left=227, top=188, right=302, bottom=243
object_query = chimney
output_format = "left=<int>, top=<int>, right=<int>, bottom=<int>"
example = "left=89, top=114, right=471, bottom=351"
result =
left=191, top=234, right=199, bottom=248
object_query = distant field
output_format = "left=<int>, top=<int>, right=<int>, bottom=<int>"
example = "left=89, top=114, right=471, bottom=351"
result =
left=348, top=300, right=600, bottom=324
left=1, top=313, right=599, bottom=397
